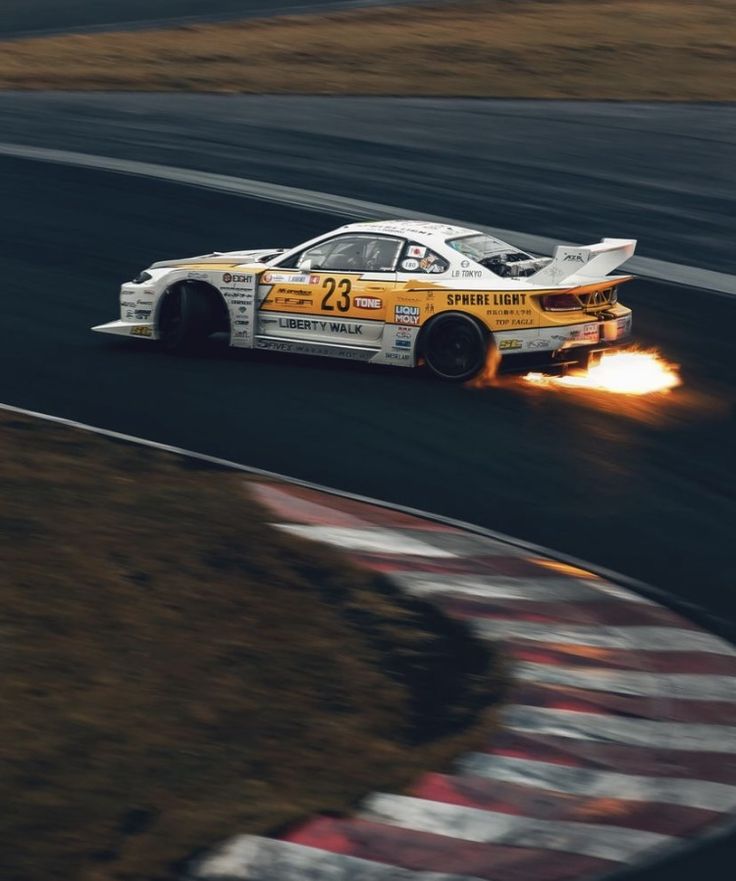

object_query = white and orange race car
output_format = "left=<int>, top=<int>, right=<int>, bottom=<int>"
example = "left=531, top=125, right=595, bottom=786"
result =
left=93, top=219, right=636, bottom=381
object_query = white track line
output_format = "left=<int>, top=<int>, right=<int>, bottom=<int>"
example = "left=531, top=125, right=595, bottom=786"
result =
left=515, top=662, right=736, bottom=702
left=504, top=706, right=736, bottom=753
left=469, top=620, right=736, bottom=655
left=362, top=794, right=674, bottom=862
left=0, top=142, right=734, bottom=296
left=456, top=754, right=736, bottom=812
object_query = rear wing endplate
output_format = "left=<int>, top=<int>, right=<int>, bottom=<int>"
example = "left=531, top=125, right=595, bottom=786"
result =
left=530, top=238, right=637, bottom=286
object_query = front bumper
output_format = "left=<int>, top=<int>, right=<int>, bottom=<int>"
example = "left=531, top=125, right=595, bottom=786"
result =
left=91, top=320, right=158, bottom=340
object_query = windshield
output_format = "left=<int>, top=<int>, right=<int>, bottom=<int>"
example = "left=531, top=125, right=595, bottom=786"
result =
left=448, top=234, right=524, bottom=262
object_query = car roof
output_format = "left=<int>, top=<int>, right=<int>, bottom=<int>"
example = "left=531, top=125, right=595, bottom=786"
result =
left=334, top=219, right=482, bottom=243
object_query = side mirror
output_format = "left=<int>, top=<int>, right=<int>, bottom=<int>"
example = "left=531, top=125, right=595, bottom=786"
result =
left=298, top=258, right=313, bottom=271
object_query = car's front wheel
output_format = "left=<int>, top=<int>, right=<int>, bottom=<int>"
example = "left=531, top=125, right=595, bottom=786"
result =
left=421, top=314, right=489, bottom=381
left=159, top=283, right=215, bottom=353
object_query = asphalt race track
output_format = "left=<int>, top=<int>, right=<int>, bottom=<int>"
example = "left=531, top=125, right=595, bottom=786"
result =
left=0, top=0, right=427, bottom=39
left=0, top=94, right=733, bottom=273
left=2, top=153, right=735, bottom=638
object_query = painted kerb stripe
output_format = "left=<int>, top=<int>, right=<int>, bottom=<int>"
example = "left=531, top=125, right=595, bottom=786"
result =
left=504, top=706, right=736, bottom=753
left=470, top=620, right=736, bottom=656
left=514, top=662, right=736, bottom=702
left=190, top=834, right=486, bottom=881
left=395, top=572, right=631, bottom=604
left=274, top=523, right=458, bottom=557
left=457, top=754, right=736, bottom=813
left=362, top=793, right=675, bottom=862
left=0, top=142, right=734, bottom=297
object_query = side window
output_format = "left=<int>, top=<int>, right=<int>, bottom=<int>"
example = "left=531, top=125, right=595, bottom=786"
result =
left=398, top=242, right=449, bottom=275
left=282, top=235, right=402, bottom=273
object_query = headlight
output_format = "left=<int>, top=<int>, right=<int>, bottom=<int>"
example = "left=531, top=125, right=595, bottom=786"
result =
left=132, top=270, right=153, bottom=284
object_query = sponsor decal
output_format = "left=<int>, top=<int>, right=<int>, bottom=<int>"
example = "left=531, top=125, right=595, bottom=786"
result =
left=407, top=245, right=427, bottom=258
left=395, top=326, right=413, bottom=339
left=130, top=325, right=152, bottom=337
left=527, top=338, right=551, bottom=349
left=616, top=317, right=631, bottom=336
left=564, top=254, right=585, bottom=263
left=188, top=271, right=209, bottom=279
left=278, top=317, right=364, bottom=335
left=136, top=299, right=152, bottom=306
left=353, top=296, right=383, bottom=310
left=385, top=351, right=411, bottom=361
left=498, top=339, right=523, bottom=351
left=568, top=323, right=600, bottom=342
left=451, top=269, right=483, bottom=279
left=395, top=339, right=412, bottom=349
left=401, top=259, right=420, bottom=272
left=233, top=319, right=250, bottom=327
left=121, top=300, right=135, bottom=308
left=262, top=272, right=310, bottom=284
left=395, top=304, right=421, bottom=325
left=460, top=260, right=470, bottom=269
left=275, top=297, right=313, bottom=306
left=222, top=273, right=253, bottom=285
left=256, top=338, right=372, bottom=361
left=447, top=293, right=527, bottom=307
left=134, top=309, right=151, bottom=320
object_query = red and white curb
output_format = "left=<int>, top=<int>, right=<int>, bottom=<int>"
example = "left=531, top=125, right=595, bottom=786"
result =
left=191, top=480, right=736, bottom=881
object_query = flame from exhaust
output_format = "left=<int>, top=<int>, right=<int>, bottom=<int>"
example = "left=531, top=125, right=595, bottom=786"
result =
left=524, top=350, right=682, bottom=396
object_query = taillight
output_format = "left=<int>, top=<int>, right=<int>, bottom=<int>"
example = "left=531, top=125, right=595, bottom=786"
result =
left=541, top=293, right=581, bottom=311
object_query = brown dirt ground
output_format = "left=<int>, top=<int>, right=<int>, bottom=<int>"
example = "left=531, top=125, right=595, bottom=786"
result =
left=0, top=410, right=504, bottom=881
left=0, top=0, right=733, bottom=99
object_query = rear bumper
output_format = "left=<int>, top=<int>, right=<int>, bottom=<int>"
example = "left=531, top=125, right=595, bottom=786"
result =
left=551, top=339, right=629, bottom=367
left=91, top=320, right=158, bottom=340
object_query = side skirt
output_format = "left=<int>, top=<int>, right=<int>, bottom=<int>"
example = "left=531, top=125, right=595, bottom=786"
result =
left=254, top=335, right=382, bottom=364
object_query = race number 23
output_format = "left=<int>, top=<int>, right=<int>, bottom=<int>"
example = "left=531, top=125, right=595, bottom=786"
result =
left=321, top=277, right=351, bottom=313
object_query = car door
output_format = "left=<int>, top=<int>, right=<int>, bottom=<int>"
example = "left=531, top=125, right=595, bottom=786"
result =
left=257, top=234, right=401, bottom=348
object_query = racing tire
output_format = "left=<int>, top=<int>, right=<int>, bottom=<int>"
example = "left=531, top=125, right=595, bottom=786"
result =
left=422, top=314, right=489, bottom=381
left=159, top=284, right=215, bottom=353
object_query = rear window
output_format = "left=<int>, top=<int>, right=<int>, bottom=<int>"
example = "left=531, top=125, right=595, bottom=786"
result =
left=398, top=242, right=448, bottom=275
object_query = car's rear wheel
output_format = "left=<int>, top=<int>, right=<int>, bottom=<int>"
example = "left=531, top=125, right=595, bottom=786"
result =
left=159, top=283, right=215, bottom=353
left=422, top=314, right=489, bottom=381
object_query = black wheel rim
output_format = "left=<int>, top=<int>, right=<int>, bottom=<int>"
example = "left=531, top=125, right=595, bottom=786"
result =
left=427, top=319, right=483, bottom=377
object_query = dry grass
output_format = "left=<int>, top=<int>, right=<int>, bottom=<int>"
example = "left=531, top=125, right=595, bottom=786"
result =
left=0, top=411, right=504, bottom=881
left=0, top=0, right=733, bottom=99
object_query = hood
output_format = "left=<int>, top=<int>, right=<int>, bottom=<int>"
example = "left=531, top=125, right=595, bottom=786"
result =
left=150, top=248, right=286, bottom=270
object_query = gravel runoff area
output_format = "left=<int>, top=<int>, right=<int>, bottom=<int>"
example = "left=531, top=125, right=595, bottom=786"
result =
left=0, top=409, right=504, bottom=881
left=0, top=0, right=733, bottom=99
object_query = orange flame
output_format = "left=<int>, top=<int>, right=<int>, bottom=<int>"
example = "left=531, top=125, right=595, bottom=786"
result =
left=465, top=345, right=502, bottom=389
left=523, top=349, right=682, bottom=396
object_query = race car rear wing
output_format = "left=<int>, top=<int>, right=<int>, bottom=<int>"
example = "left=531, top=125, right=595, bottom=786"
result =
left=530, top=238, right=637, bottom=286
